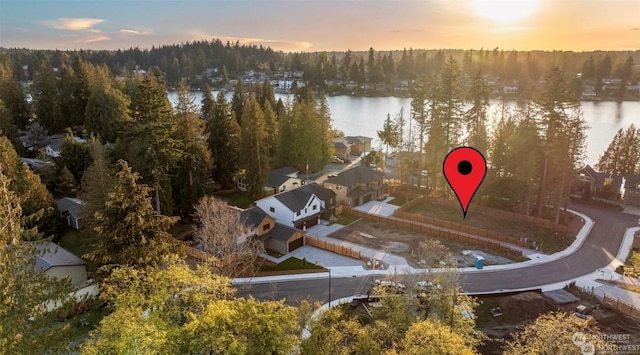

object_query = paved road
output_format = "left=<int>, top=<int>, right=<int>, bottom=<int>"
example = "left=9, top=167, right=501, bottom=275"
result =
left=236, top=202, right=639, bottom=305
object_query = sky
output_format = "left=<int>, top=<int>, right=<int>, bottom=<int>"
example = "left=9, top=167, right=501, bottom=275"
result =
left=1, top=0, right=639, bottom=52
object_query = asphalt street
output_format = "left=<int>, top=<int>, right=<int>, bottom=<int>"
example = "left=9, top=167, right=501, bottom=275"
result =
left=236, top=202, right=639, bottom=305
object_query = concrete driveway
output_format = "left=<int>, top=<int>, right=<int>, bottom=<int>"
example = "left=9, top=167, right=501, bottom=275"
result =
left=353, top=197, right=400, bottom=217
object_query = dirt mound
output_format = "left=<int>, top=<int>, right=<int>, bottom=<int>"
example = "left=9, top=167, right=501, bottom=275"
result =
left=498, top=292, right=557, bottom=320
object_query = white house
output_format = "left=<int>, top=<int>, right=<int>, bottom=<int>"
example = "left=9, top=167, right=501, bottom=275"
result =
left=35, top=241, right=88, bottom=286
left=255, top=188, right=323, bottom=230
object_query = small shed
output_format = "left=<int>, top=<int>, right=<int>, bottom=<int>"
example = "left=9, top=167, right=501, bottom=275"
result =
left=35, top=241, right=88, bottom=286
left=55, top=197, right=86, bottom=230
left=264, top=224, right=305, bottom=254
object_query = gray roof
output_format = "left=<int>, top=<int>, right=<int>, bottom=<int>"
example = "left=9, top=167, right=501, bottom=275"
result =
left=345, top=136, right=372, bottom=144
left=625, top=174, right=640, bottom=189
left=267, top=167, right=299, bottom=187
left=268, top=223, right=299, bottom=242
left=578, top=165, right=623, bottom=190
left=324, top=165, right=384, bottom=187
left=347, top=186, right=371, bottom=199
left=270, top=166, right=298, bottom=176
left=34, top=241, right=86, bottom=272
left=55, top=198, right=85, bottom=219
left=274, top=189, right=315, bottom=212
left=240, top=207, right=270, bottom=230
left=298, top=182, right=336, bottom=202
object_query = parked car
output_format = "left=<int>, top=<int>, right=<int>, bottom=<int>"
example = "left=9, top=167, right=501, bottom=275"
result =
left=420, top=170, right=428, bottom=177
left=332, top=156, right=344, bottom=164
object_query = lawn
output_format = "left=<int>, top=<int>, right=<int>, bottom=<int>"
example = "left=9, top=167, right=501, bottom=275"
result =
left=215, top=190, right=253, bottom=208
left=474, top=297, right=517, bottom=328
left=337, top=213, right=360, bottom=226
left=407, top=202, right=571, bottom=254
left=387, top=197, right=409, bottom=206
left=258, top=257, right=324, bottom=272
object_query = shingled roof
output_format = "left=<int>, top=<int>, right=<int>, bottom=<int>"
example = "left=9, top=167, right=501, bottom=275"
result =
left=268, top=223, right=299, bottom=242
left=274, top=188, right=316, bottom=212
left=625, top=174, right=640, bottom=189
left=297, top=182, right=336, bottom=201
left=324, top=165, right=384, bottom=187
left=240, top=207, right=270, bottom=230
left=578, top=165, right=623, bottom=190
left=34, top=241, right=86, bottom=272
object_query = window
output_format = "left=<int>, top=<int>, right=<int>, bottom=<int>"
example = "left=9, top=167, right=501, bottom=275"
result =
left=297, top=211, right=301, bottom=216
left=270, top=207, right=275, bottom=213
left=262, top=223, right=271, bottom=232
left=313, top=205, right=317, bottom=210
left=305, top=208, right=308, bottom=213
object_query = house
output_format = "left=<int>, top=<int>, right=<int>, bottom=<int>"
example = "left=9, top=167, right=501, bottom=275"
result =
left=345, top=136, right=372, bottom=156
left=239, top=206, right=305, bottom=254
left=20, top=157, right=55, bottom=172
left=623, top=174, right=640, bottom=207
left=255, top=183, right=336, bottom=230
left=332, top=138, right=352, bottom=159
left=323, top=165, right=386, bottom=207
left=239, top=206, right=276, bottom=245
left=55, top=197, right=86, bottom=230
left=267, top=167, right=303, bottom=195
left=574, top=165, right=623, bottom=199
left=35, top=241, right=88, bottom=286
left=238, top=167, right=303, bottom=194
left=264, top=224, right=305, bottom=254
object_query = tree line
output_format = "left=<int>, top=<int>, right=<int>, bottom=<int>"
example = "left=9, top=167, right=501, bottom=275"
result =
left=378, top=57, right=589, bottom=223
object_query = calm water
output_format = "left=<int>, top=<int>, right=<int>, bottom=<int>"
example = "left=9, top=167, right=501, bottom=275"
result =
left=169, top=91, right=639, bottom=166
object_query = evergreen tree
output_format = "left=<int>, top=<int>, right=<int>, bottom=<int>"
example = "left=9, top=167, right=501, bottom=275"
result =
left=465, top=70, right=491, bottom=155
left=0, top=168, right=75, bottom=354
left=263, top=100, right=279, bottom=156
left=85, top=83, right=132, bottom=143
left=596, top=124, right=640, bottom=176
left=240, top=96, right=269, bottom=201
left=0, top=135, right=56, bottom=235
left=80, top=137, right=116, bottom=231
left=69, top=56, right=95, bottom=127
left=208, top=91, right=241, bottom=188
left=31, top=60, right=62, bottom=132
left=87, top=160, right=179, bottom=267
left=57, top=132, right=92, bottom=184
left=409, top=77, right=433, bottom=187
left=200, top=82, right=215, bottom=119
left=377, top=113, right=399, bottom=157
left=127, top=69, right=184, bottom=213
left=0, top=55, right=30, bottom=130
left=172, top=81, right=213, bottom=218
left=231, top=80, right=245, bottom=125
left=0, top=99, right=21, bottom=152
left=55, top=166, right=77, bottom=198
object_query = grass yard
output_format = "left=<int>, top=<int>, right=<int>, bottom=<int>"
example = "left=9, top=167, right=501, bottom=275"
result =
left=387, top=197, right=409, bottom=206
left=337, top=213, right=360, bottom=226
left=215, top=190, right=253, bottom=208
left=474, top=298, right=517, bottom=328
left=407, top=202, right=571, bottom=253
left=258, top=257, right=325, bottom=272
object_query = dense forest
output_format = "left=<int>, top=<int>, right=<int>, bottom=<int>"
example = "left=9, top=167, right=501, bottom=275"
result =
left=2, top=39, right=639, bottom=100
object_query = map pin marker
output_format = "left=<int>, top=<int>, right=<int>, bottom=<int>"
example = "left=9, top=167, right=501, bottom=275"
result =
left=443, top=147, right=487, bottom=218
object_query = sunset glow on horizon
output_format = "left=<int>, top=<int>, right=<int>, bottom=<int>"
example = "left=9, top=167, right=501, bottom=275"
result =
left=1, top=0, right=638, bottom=52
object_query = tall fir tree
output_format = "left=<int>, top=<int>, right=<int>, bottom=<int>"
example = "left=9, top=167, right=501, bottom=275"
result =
left=240, top=96, right=269, bottom=201
left=54, top=166, right=77, bottom=198
left=87, top=160, right=179, bottom=268
left=31, top=60, right=62, bottom=132
left=465, top=70, right=490, bottom=155
left=207, top=91, right=241, bottom=188
left=80, top=137, right=116, bottom=232
left=0, top=55, right=30, bottom=130
left=85, top=83, right=132, bottom=143
left=0, top=168, right=75, bottom=354
left=172, top=81, right=213, bottom=218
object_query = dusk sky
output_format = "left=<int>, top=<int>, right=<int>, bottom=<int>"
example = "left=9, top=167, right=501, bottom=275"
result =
left=1, top=0, right=639, bottom=52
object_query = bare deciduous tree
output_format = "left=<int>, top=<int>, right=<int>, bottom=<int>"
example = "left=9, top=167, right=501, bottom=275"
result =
left=193, top=195, right=264, bottom=278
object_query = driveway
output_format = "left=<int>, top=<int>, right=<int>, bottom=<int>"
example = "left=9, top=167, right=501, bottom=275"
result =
left=353, top=197, right=400, bottom=217
left=287, top=246, right=363, bottom=267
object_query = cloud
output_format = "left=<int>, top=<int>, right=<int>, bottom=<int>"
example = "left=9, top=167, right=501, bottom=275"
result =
left=41, top=18, right=106, bottom=31
left=192, top=31, right=312, bottom=51
left=75, top=35, right=111, bottom=44
left=631, top=28, right=640, bottom=31
left=119, top=29, right=150, bottom=35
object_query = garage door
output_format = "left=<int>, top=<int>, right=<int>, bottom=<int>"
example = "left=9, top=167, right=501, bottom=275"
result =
left=288, top=237, right=304, bottom=252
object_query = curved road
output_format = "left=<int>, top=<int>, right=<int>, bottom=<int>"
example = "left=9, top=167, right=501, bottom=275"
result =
left=236, top=202, right=639, bottom=304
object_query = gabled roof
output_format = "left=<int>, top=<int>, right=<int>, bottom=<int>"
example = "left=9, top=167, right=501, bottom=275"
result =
left=34, top=241, right=86, bottom=272
left=324, top=165, right=384, bottom=187
left=273, top=189, right=316, bottom=212
left=578, top=165, right=623, bottom=190
left=297, top=182, right=336, bottom=202
left=55, top=197, right=86, bottom=219
left=268, top=223, right=299, bottom=242
left=625, top=174, right=640, bottom=189
left=240, top=207, right=271, bottom=230
left=267, top=173, right=296, bottom=188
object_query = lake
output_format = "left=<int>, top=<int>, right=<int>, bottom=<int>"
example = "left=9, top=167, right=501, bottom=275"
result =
left=169, top=91, right=639, bottom=166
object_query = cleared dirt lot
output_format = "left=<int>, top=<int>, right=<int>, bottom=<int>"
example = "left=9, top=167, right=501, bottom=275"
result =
left=329, top=218, right=526, bottom=267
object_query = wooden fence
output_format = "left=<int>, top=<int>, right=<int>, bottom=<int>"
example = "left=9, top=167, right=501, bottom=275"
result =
left=603, top=294, right=640, bottom=320
left=396, top=194, right=569, bottom=235
left=305, top=236, right=362, bottom=260
left=343, top=207, right=523, bottom=257
left=180, top=244, right=237, bottom=267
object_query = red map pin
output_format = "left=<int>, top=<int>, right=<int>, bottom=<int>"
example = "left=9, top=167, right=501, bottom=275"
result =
left=443, top=147, right=487, bottom=218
